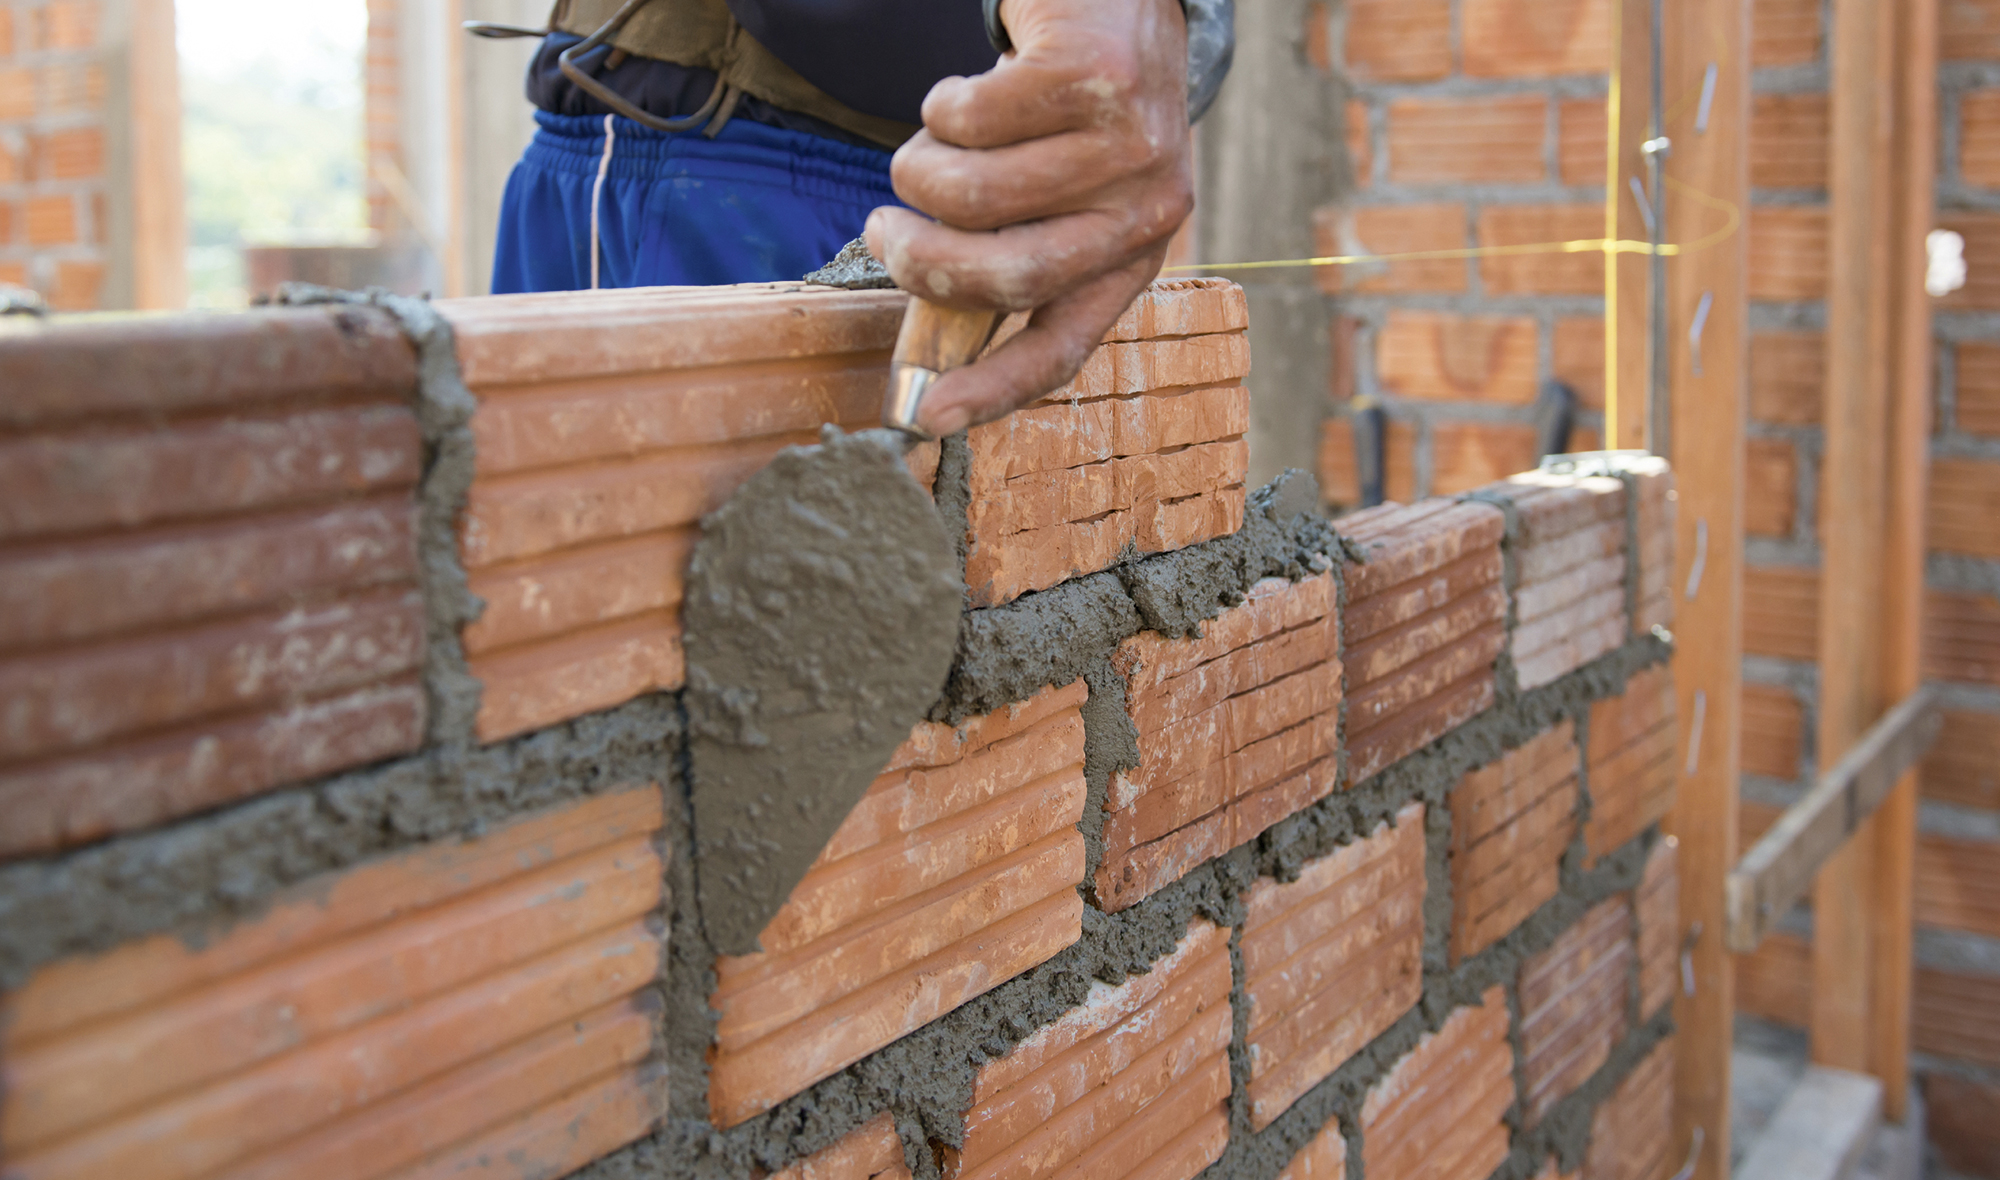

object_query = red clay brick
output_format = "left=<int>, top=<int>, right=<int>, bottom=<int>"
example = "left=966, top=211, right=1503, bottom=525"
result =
left=1479, top=205, right=1604, bottom=295
left=1345, top=0, right=1451, bottom=80
left=1359, top=988, right=1513, bottom=1180
left=1743, top=565, right=1820, bottom=661
left=1386, top=96, right=1548, bottom=184
left=1431, top=421, right=1544, bottom=496
left=1451, top=723, right=1579, bottom=961
left=1750, top=332, right=1824, bottom=424
left=1461, top=0, right=1610, bottom=76
left=1552, top=318, right=1607, bottom=409
left=1585, top=664, right=1677, bottom=863
left=776, top=1113, right=911, bottom=1180
left=1755, top=0, right=1822, bottom=65
left=1957, top=342, right=2000, bottom=437
left=947, top=921, right=1232, bottom=1180
left=1580, top=1038, right=1675, bottom=1180
left=1923, top=708, right=2000, bottom=811
left=1749, top=207, right=1830, bottom=301
left=1745, top=438, right=1799, bottom=538
left=1242, top=806, right=1427, bottom=1130
left=1560, top=99, right=1608, bottom=187
left=1519, top=897, right=1634, bottom=1122
left=1945, top=0, right=2000, bottom=60
left=1742, top=683, right=1804, bottom=781
left=0, top=68, right=32, bottom=120
left=1318, top=417, right=1418, bottom=508
left=0, top=789, right=668, bottom=1179
left=1314, top=204, right=1468, bottom=295
left=34, top=126, right=103, bottom=181
left=1928, top=587, right=2000, bottom=688
left=1635, top=839, right=1678, bottom=1021
left=1752, top=93, right=1829, bottom=189
left=1377, top=313, right=1539, bottom=405
left=709, top=690, right=1090, bottom=1127
left=1927, top=1072, right=2000, bottom=1178
left=1348, top=102, right=1372, bottom=185
left=1624, top=457, right=1674, bottom=636
left=1278, top=1121, right=1348, bottom=1180
left=1479, top=471, right=1630, bottom=688
left=23, top=195, right=77, bottom=246
left=1931, top=458, right=2000, bottom=559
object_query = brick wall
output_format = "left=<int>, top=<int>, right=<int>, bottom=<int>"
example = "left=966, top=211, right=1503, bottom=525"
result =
left=1731, top=2, right=2000, bottom=1163
left=1318, top=0, right=1613, bottom=508
left=0, top=278, right=1681, bottom=1180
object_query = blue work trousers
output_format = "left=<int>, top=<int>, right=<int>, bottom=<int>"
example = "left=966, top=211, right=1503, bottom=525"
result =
left=492, top=110, right=900, bottom=293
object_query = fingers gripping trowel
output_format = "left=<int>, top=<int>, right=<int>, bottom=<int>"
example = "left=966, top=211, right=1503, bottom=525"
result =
left=683, top=293, right=1002, bottom=956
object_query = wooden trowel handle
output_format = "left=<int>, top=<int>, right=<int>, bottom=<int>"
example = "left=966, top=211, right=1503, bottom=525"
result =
left=882, top=299, right=1002, bottom=437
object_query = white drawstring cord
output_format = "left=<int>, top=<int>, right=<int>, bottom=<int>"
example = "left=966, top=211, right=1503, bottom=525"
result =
left=590, top=113, right=616, bottom=290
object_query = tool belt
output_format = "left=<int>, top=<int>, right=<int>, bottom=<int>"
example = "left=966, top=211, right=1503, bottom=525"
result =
left=550, top=0, right=919, bottom=148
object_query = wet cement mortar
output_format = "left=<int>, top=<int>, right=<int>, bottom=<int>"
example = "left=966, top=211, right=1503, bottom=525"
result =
left=0, top=286, right=1681, bottom=1179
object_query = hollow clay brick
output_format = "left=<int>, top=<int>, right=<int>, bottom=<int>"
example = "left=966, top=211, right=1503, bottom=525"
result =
left=1277, top=1120, right=1348, bottom=1180
left=1377, top=311, right=1540, bottom=404
left=1749, top=207, right=1830, bottom=302
left=0, top=788, right=668, bottom=1180
left=1636, top=838, right=1679, bottom=1022
left=1579, top=1038, right=1675, bottom=1180
left=708, top=687, right=1090, bottom=1128
left=775, top=1113, right=911, bottom=1180
left=1584, top=664, right=1677, bottom=864
left=1387, top=97, right=1548, bottom=185
left=945, top=921, right=1231, bottom=1180
left=1097, top=577, right=1341, bottom=911
left=1450, top=722, right=1579, bottom=963
left=1470, top=472, right=1630, bottom=690
left=1359, top=987, right=1513, bottom=1180
left=1621, top=457, right=1675, bottom=635
left=1242, top=806, right=1426, bottom=1130
left=1345, top=0, right=1450, bottom=80
left=1519, top=897, right=1634, bottom=1124
left=1316, top=203, right=1470, bottom=295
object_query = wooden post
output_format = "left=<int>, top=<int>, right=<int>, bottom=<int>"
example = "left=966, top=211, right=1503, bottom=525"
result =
left=1662, top=0, right=1748, bottom=1174
left=1870, top=0, right=1940, bottom=1123
left=1812, top=0, right=1899, bottom=1077
left=127, top=0, right=186, bottom=309
left=1604, top=0, right=1652, bottom=451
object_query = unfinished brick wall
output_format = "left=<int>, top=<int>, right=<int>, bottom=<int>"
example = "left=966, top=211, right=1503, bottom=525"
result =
left=1316, top=0, right=1612, bottom=508
left=1729, top=2, right=2000, bottom=1162
left=1, top=278, right=1680, bottom=1180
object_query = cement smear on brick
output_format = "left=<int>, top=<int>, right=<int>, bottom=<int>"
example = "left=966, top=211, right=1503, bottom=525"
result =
left=684, top=426, right=963, bottom=956
left=0, top=695, right=684, bottom=989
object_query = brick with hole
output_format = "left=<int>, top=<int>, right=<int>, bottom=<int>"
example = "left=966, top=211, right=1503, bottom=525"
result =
left=941, top=919, right=1233, bottom=1180
left=1242, top=804, right=1427, bottom=1130
left=1450, top=722, right=1580, bottom=963
left=1337, top=501, right=1507, bottom=785
left=1578, top=1038, right=1676, bottom=1180
left=1584, top=664, right=1677, bottom=864
left=707, top=682, right=1091, bottom=1128
left=1474, top=469, right=1630, bottom=688
left=1359, top=988, right=1513, bottom=1180
left=775, top=1114, right=911, bottom=1180
left=0, top=788, right=670, bottom=1180
left=0, top=306, right=428, bottom=858
left=1519, top=896, right=1634, bottom=1123
left=1096, top=574, right=1343, bottom=911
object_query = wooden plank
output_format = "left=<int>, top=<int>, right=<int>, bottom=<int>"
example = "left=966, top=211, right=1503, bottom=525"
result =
left=1725, top=687, right=1944, bottom=953
left=1661, top=0, right=1749, bottom=1173
left=1871, top=0, right=1939, bottom=1122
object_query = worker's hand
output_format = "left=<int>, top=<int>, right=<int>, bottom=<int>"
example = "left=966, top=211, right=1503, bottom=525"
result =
left=864, top=0, right=1193, bottom=439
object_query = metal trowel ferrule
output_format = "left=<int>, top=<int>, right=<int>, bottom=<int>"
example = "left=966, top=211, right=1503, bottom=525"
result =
left=882, top=298, right=1003, bottom=439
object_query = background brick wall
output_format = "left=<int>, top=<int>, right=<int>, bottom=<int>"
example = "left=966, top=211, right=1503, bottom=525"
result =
left=1317, top=0, right=1613, bottom=507
left=1730, top=2, right=2000, bottom=1166
left=0, top=0, right=109, bottom=307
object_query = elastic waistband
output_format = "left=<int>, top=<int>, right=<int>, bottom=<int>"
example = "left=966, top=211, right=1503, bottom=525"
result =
left=526, top=109, right=897, bottom=191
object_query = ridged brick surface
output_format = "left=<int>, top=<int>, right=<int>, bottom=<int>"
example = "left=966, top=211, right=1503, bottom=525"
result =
left=1519, top=897, right=1633, bottom=1123
left=1478, top=470, right=1630, bottom=688
left=1743, top=566, right=1820, bottom=662
left=1459, top=0, right=1608, bottom=77
left=0, top=306, right=428, bottom=858
left=1749, top=333, right=1824, bottom=424
left=1635, top=839, right=1679, bottom=1023
left=1242, top=804, right=1427, bottom=1130
left=0, top=787, right=668, bottom=1180
left=1449, top=721, right=1579, bottom=962
left=1344, top=0, right=1450, bottom=81
left=1630, top=460, right=1680, bottom=634
left=943, top=920, right=1232, bottom=1180
left=775, top=1114, right=911, bottom=1180
left=1578, top=1038, right=1675, bottom=1180
left=707, top=683, right=1091, bottom=1128
left=1336, top=501, right=1507, bottom=785
left=964, top=280, right=1250, bottom=608
left=1927, top=1072, right=2000, bottom=1178
left=1098, top=574, right=1342, bottom=911
left=1748, top=207, right=1830, bottom=301
left=1742, top=683, right=1805, bottom=780
left=1358, top=988, right=1513, bottom=1180
left=1276, top=1121, right=1348, bottom=1180
left=1583, top=665, right=1677, bottom=864
left=1377, top=313, right=1539, bottom=405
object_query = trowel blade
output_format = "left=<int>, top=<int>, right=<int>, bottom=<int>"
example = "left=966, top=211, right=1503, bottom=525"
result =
left=682, top=425, right=963, bottom=956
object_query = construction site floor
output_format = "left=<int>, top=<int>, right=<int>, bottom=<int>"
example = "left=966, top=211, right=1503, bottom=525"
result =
left=1733, top=1015, right=1935, bottom=1180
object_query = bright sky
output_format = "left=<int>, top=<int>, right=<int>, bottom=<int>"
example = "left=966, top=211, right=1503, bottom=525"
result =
left=176, top=0, right=367, bottom=98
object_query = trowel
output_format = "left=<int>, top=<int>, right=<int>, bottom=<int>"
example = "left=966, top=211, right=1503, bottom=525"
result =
left=682, top=268, right=1002, bottom=956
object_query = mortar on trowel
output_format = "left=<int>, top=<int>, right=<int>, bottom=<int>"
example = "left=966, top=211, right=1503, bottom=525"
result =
left=681, top=256, right=1003, bottom=956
